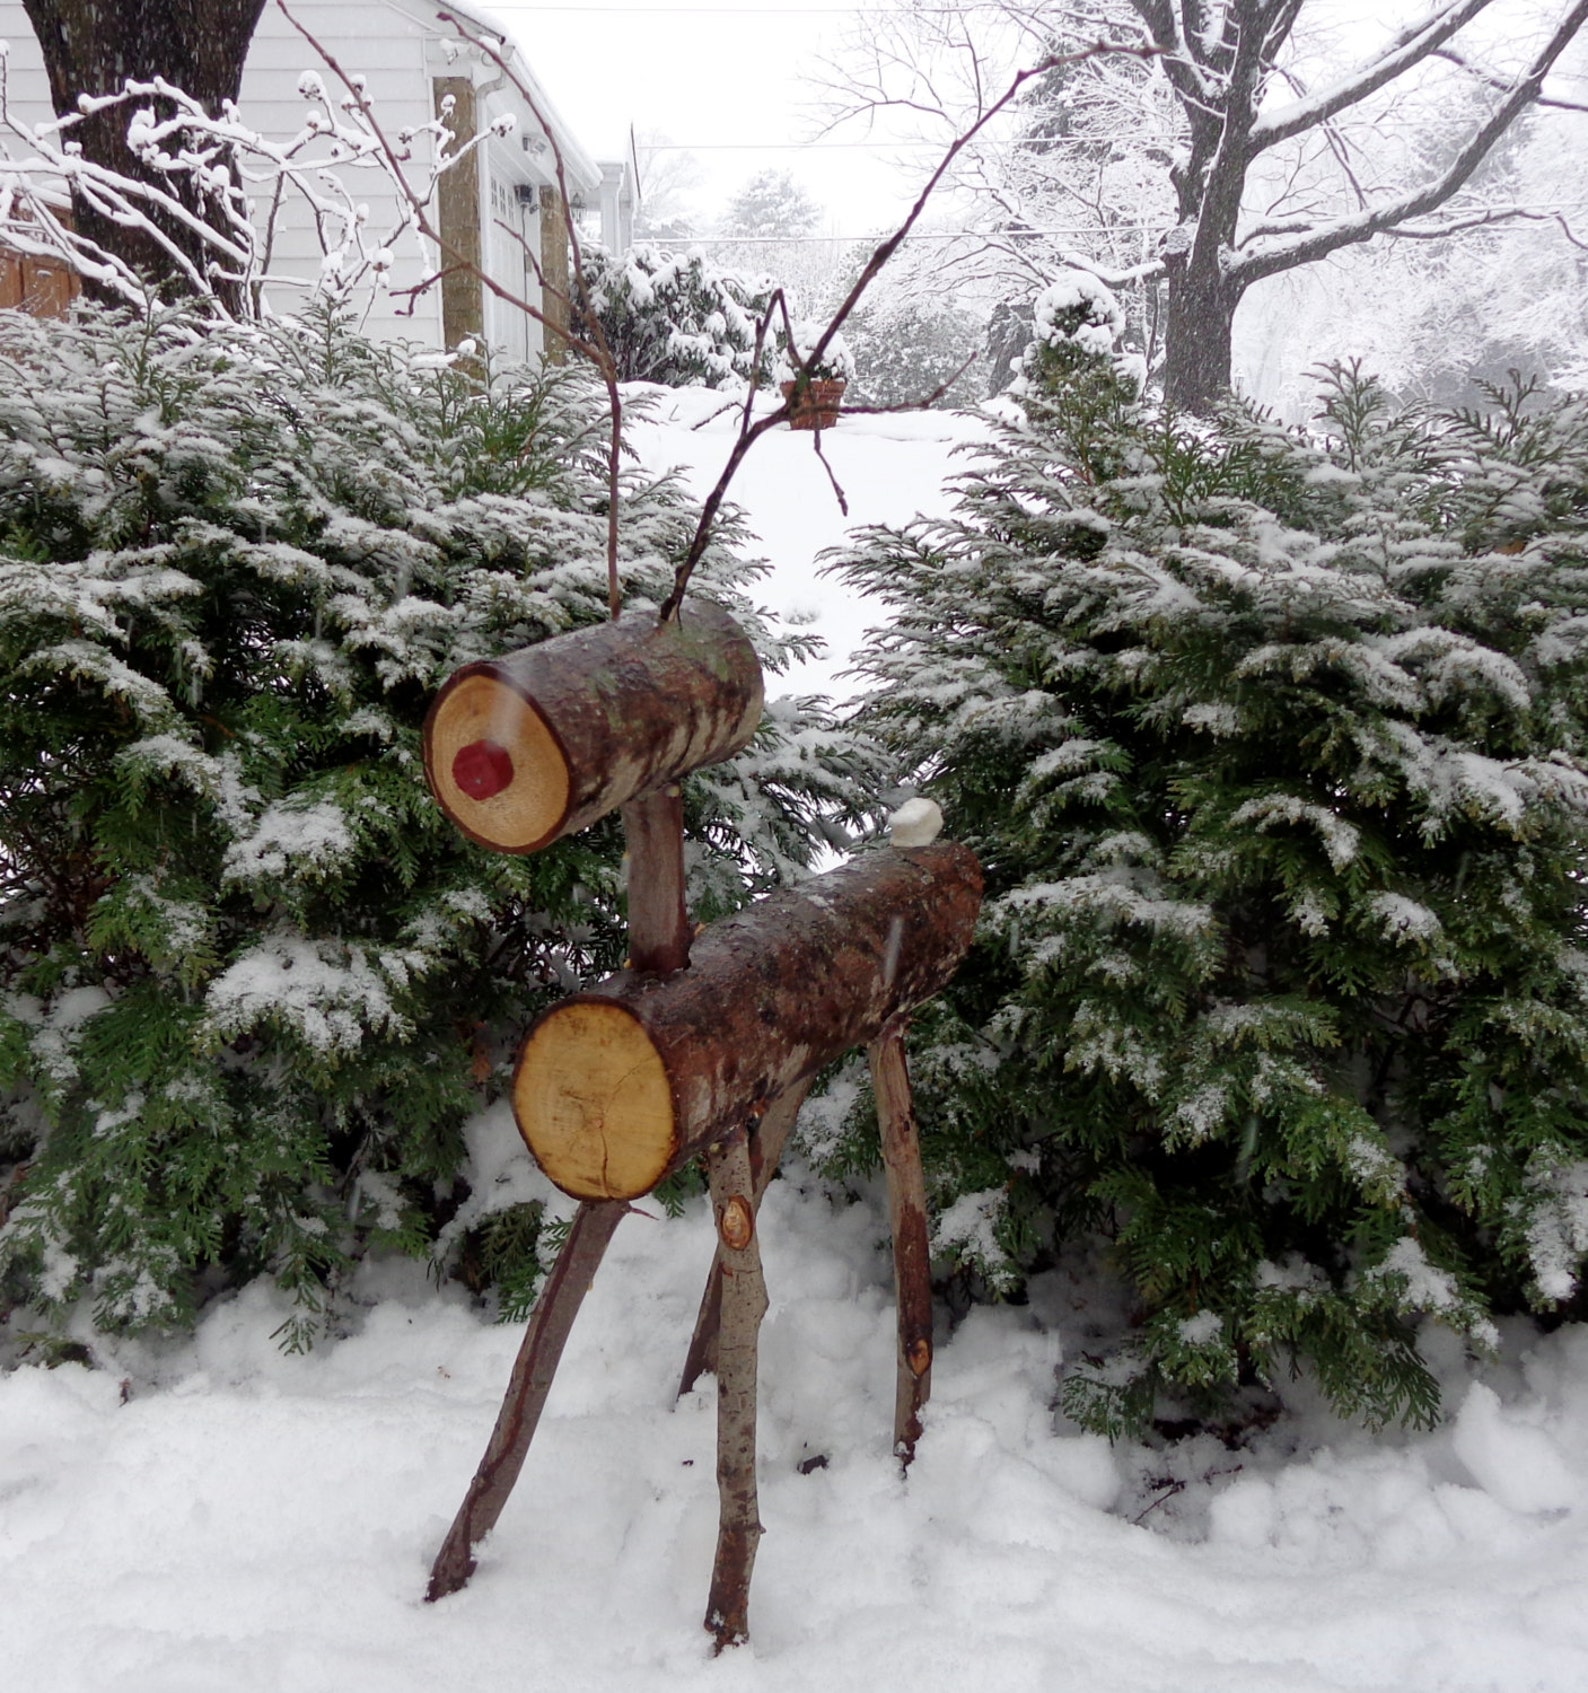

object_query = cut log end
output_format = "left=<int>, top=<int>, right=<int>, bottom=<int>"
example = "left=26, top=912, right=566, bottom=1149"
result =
left=425, top=672, right=571, bottom=852
left=514, top=1000, right=678, bottom=1200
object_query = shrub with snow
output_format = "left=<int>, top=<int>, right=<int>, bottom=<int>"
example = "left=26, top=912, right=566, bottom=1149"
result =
left=1014, top=271, right=1143, bottom=409
left=840, top=288, right=982, bottom=412
left=0, top=301, right=878, bottom=1345
left=573, top=242, right=783, bottom=389
left=830, top=334, right=1588, bottom=1434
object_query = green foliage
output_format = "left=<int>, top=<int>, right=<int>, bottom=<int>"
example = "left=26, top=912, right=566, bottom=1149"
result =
left=0, top=301, right=879, bottom=1344
left=831, top=317, right=1588, bottom=1433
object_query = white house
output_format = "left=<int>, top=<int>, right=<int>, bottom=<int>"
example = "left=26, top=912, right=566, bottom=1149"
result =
left=0, top=0, right=635, bottom=357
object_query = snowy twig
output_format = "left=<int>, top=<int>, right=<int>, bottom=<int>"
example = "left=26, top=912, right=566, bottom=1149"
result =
left=0, top=37, right=434, bottom=319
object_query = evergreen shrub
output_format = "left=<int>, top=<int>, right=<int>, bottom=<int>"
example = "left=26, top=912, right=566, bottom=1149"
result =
left=840, top=290, right=980, bottom=412
left=0, top=302, right=874, bottom=1346
left=830, top=285, right=1588, bottom=1433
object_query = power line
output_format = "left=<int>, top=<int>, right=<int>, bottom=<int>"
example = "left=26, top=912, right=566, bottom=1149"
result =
left=670, top=229, right=1161, bottom=242
left=637, top=137, right=1181, bottom=150
left=500, top=4, right=1035, bottom=11
left=665, top=221, right=1588, bottom=244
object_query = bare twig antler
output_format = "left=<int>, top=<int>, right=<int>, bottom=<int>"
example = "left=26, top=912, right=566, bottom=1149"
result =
left=654, top=40, right=1155, bottom=622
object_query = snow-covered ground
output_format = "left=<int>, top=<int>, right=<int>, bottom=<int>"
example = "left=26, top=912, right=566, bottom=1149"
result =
left=7, top=397, right=1588, bottom=1691
left=7, top=1153, right=1588, bottom=1692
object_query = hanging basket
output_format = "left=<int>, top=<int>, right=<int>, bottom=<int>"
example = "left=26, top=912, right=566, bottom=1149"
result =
left=781, top=377, right=846, bottom=431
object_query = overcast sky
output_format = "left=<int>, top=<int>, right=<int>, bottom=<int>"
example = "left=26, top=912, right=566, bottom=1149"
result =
left=487, top=0, right=933, bottom=236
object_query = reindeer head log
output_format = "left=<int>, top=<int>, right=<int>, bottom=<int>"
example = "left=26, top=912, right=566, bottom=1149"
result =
left=423, top=603, right=764, bottom=854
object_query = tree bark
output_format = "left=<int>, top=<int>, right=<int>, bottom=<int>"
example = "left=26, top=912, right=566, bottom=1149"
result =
left=701, top=1123, right=766, bottom=1652
left=621, top=785, right=690, bottom=976
left=678, top=1076, right=813, bottom=1398
left=424, top=603, right=763, bottom=855
left=868, top=1019, right=933, bottom=1464
left=425, top=1196, right=625, bottom=1601
left=1161, top=254, right=1240, bottom=417
left=20, top=0, right=266, bottom=305
left=513, top=842, right=983, bottom=1201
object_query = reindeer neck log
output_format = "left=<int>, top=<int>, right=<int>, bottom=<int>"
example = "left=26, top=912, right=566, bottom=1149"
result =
left=423, top=603, right=763, bottom=854
left=513, top=841, right=983, bottom=1201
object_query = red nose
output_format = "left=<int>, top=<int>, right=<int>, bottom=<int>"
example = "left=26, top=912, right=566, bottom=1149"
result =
left=453, top=739, right=514, bottom=801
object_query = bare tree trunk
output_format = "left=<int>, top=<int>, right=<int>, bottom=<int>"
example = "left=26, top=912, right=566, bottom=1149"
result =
left=1160, top=257, right=1240, bottom=417
left=425, top=1196, right=624, bottom=1601
left=678, top=1077, right=813, bottom=1398
left=20, top=0, right=266, bottom=306
left=701, top=1123, right=767, bottom=1652
left=868, top=1019, right=933, bottom=1463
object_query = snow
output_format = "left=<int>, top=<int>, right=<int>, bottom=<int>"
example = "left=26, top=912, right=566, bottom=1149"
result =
left=222, top=796, right=356, bottom=886
left=204, top=932, right=410, bottom=1053
left=9, top=1171, right=1588, bottom=1688
left=623, top=385, right=988, bottom=700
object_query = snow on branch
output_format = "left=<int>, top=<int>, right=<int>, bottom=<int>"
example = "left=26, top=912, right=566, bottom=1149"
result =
left=1250, top=0, right=1499, bottom=153
left=1233, top=0, right=1588, bottom=283
left=0, top=39, right=442, bottom=322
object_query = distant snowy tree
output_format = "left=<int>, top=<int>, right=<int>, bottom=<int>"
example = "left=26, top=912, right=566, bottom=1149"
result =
left=631, top=131, right=706, bottom=243
left=711, top=168, right=843, bottom=319
left=836, top=239, right=985, bottom=409
left=572, top=242, right=784, bottom=388
left=720, top=168, right=821, bottom=243
left=1243, top=102, right=1588, bottom=411
left=829, top=285, right=1588, bottom=1434
left=0, top=302, right=879, bottom=1345
left=827, top=0, right=1588, bottom=413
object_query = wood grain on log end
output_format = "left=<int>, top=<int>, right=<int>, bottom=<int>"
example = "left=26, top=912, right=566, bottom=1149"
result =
left=424, top=671, right=571, bottom=852
left=513, top=1000, right=678, bottom=1200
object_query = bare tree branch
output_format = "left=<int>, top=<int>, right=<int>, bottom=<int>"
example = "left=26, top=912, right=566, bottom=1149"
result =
left=1251, top=0, right=1499, bottom=153
left=1235, top=0, right=1588, bottom=283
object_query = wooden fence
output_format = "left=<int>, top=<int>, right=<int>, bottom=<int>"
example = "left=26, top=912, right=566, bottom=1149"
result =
left=0, top=244, right=80, bottom=317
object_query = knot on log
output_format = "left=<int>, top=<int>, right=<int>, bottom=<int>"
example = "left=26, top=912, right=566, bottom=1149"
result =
left=718, top=1195, right=754, bottom=1251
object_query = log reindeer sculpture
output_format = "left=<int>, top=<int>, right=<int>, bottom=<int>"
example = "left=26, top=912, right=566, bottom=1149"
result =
left=419, top=602, right=982, bottom=1648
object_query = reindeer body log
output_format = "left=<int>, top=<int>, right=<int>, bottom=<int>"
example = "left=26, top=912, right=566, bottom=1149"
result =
left=423, top=603, right=763, bottom=854
left=513, top=842, right=983, bottom=1201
